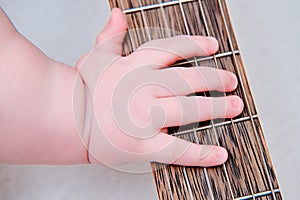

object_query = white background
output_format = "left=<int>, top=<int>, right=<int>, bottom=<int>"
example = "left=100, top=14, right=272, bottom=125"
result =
left=0, top=0, right=299, bottom=199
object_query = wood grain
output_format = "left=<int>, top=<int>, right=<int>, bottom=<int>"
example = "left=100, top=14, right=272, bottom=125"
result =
left=108, top=0, right=283, bottom=199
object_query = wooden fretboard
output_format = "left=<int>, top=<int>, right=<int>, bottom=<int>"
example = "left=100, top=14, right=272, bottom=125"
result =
left=108, top=0, right=283, bottom=199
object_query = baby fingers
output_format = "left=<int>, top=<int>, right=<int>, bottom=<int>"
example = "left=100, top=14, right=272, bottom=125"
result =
left=146, top=133, right=228, bottom=167
left=152, top=95, right=243, bottom=128
left=153, top=67, right=238, bottom=97
left=128, top=35, right=218, bottom=67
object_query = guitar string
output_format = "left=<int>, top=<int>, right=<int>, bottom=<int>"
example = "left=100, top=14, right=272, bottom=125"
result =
left=172, top=50, right=239, bottom=67
left=197, top=0, right=255, bottom=199
left=157, top=3, right=175, bottom=200
left=138, top=0, right=179, bottom=199
left=137, top=0, right=152, bottom=41
left=117, top=0, right=276, bottom=199
left=119, top=1, right=175, bottom=199
left=178, top=0, right=253, bottom=199
left=159, top=0, right=204, bottom=199
left=216, top=0, right=277, bottom=199
left=144, top=0, right=183, bottom=198
left=196, top=0, right=237, bottom=198
left=148, top=1, right=272, bottom=199
left=163, top=163, right=175, bottom=200
left=175, top=115, right=257, bottom=136
left=134, top=0, right=234, bottom=199
left=158, top=0, right=172, bottom=39
left=122, top=0, right=208, bottom=199
left=192, top=128, right=215, bottom=200
left=138, top=0, right=195, bottom=199
left=119, top=0, right=137, bottom=52
left=178, top=0, right=216, bottom=199
left=235, top=189, right=280, bottom=200
left=174, top=131, right=195, bottom=200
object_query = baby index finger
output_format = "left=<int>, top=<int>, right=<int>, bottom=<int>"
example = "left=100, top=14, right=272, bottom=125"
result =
left=127, top=36, right=219, bottom=68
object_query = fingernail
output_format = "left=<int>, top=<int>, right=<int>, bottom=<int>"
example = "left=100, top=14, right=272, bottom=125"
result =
left=230, top=75, right=238, bottom=88
left=207, top=36, right=218, bottom=43
left=216, top=148, right=228, bottom=161
left=231, top=98, right=241, bottom=109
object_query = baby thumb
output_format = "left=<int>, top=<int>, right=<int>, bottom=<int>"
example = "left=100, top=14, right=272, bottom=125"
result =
left=94, top=8, right=128, bottom=55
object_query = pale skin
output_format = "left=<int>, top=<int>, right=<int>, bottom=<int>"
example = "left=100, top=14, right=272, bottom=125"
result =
left=0, top=8, right=244, bottom=167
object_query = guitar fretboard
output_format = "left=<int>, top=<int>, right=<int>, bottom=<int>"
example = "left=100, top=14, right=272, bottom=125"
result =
left=108, top=0, right=282, bottom=199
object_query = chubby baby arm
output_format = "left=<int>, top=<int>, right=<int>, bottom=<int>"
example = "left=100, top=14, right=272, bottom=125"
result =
left=0, top=8, right=88, bottom=164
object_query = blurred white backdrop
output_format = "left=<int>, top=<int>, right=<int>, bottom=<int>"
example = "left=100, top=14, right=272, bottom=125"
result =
left=0, top=0, right=299, bottom=199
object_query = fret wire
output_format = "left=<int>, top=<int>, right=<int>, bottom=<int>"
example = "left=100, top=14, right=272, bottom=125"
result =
left=235, top=189, right=280, bottom=200
left=123, top=0, right=194, bottom=14
left=193, top=128, right=215, bottom=200
left=197, top=0, right=255, bottom=199
left=179, top=1, right=218, bottom=199
left=172, top=50, right=240, bottom=66
left=173, top=115, right=258, bottom=136
left=217, top=0, right=277, bottom=199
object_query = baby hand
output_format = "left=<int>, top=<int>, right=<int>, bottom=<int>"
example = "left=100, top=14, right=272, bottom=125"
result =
left=74, top=8, right=243, bottom=168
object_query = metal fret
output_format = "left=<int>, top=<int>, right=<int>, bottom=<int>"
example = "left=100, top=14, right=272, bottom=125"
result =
left=172, top=115, right=258, bottom=136
left=235, top=189, right=281, bottom=200
left=123, top=0, right=194, bottom=14
left=217, top=0, right=277, bottom=199
left=172, top=50, right=240, bottom=66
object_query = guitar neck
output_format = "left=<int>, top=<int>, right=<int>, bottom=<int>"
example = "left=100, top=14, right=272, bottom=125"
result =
left=108, top=0, right=283, bottom=199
